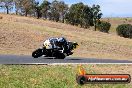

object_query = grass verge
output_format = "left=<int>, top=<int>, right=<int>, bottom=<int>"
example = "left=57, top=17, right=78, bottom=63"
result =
left=0, top=65, right=131, bottom=88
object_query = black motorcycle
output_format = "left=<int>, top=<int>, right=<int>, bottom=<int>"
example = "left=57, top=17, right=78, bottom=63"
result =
left=32, top=42, right=78, bottom=59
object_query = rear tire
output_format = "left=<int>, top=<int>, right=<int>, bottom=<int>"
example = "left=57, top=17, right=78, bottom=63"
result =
left=32, top=49, right=43, bottom=58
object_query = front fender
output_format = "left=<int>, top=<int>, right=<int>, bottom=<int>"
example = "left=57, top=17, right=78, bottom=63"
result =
left=73, top=42, right=79, bottom=49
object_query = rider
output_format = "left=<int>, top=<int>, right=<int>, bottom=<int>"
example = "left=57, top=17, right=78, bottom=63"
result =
left=57, top=37, right=68, bottom=53
left=43, top=37, right=70, bottom=54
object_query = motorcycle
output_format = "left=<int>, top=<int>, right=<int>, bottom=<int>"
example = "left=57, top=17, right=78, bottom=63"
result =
left=32, top=41, right=79, bottom=59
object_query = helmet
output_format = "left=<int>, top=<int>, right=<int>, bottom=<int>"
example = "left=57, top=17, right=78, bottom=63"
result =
left=58, top=37, right=67, bottom=44
left=43, top=39, right=53, bottom=49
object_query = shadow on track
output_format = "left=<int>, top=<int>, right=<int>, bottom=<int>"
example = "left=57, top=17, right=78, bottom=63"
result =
left=65, top=58, right=82, bottom=60
left=40, top=57, right=82, bottom=60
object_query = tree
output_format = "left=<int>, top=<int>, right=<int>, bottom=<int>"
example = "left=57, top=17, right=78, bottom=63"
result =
left=33, top=1, right=42, bottom=19
left=40, top=0, right=50, bottom=19
left=57, top=1, right=68, bottom=23
left=65, top=2, right=92, bottom=28
left=0, top=0, right=14, bottom=14
left=20, top=0, right=35, bottom=16
left=91, top=4, right=102, bottom=31
left=65, top=2, right=84, bottom=26
left=14, top=0, right=20, bottom=15
left=14, top=0, right=23, bottom=15
left=49, top=0, right=68, bottom=22
left=50, top=0, right=60, bottom=22
left=80, top=5, right=93, bottom=28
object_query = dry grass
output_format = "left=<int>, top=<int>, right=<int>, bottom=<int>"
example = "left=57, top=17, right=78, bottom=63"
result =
left=0, top=14, right=132, bottom=60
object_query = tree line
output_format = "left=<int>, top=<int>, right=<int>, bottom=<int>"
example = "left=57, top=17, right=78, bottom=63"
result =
left=1, top=0, right=132, bottom=39
left=0, top=0, right=102, bottom=30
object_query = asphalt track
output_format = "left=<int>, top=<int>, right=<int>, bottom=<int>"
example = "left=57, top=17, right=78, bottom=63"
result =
left=0, top=55, right=132, bottom=64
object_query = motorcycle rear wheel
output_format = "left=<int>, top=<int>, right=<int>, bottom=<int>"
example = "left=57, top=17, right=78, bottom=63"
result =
left=32, top=49, right=43, bottom=58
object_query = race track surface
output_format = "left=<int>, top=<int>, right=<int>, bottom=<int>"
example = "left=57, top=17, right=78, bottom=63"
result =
left=0, top=55, right=132, bottom=64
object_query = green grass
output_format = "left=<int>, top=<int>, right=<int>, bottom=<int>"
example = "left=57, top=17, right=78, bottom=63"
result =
left=0, top=65, right=130, bottom=88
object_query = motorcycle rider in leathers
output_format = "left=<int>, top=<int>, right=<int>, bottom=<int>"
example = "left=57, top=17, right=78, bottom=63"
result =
left=43, top=37, right=72, bottom=55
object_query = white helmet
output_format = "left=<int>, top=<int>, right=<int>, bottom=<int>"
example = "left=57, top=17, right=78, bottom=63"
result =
left=43, top=39, right=53, bottom=49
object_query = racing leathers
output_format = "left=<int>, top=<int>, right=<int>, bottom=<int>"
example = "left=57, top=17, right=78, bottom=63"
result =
left=43, top=37, right=71, bottom=55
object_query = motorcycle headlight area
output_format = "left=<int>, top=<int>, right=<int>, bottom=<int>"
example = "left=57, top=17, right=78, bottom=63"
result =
left=73, top=43, right=79, bottom=49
